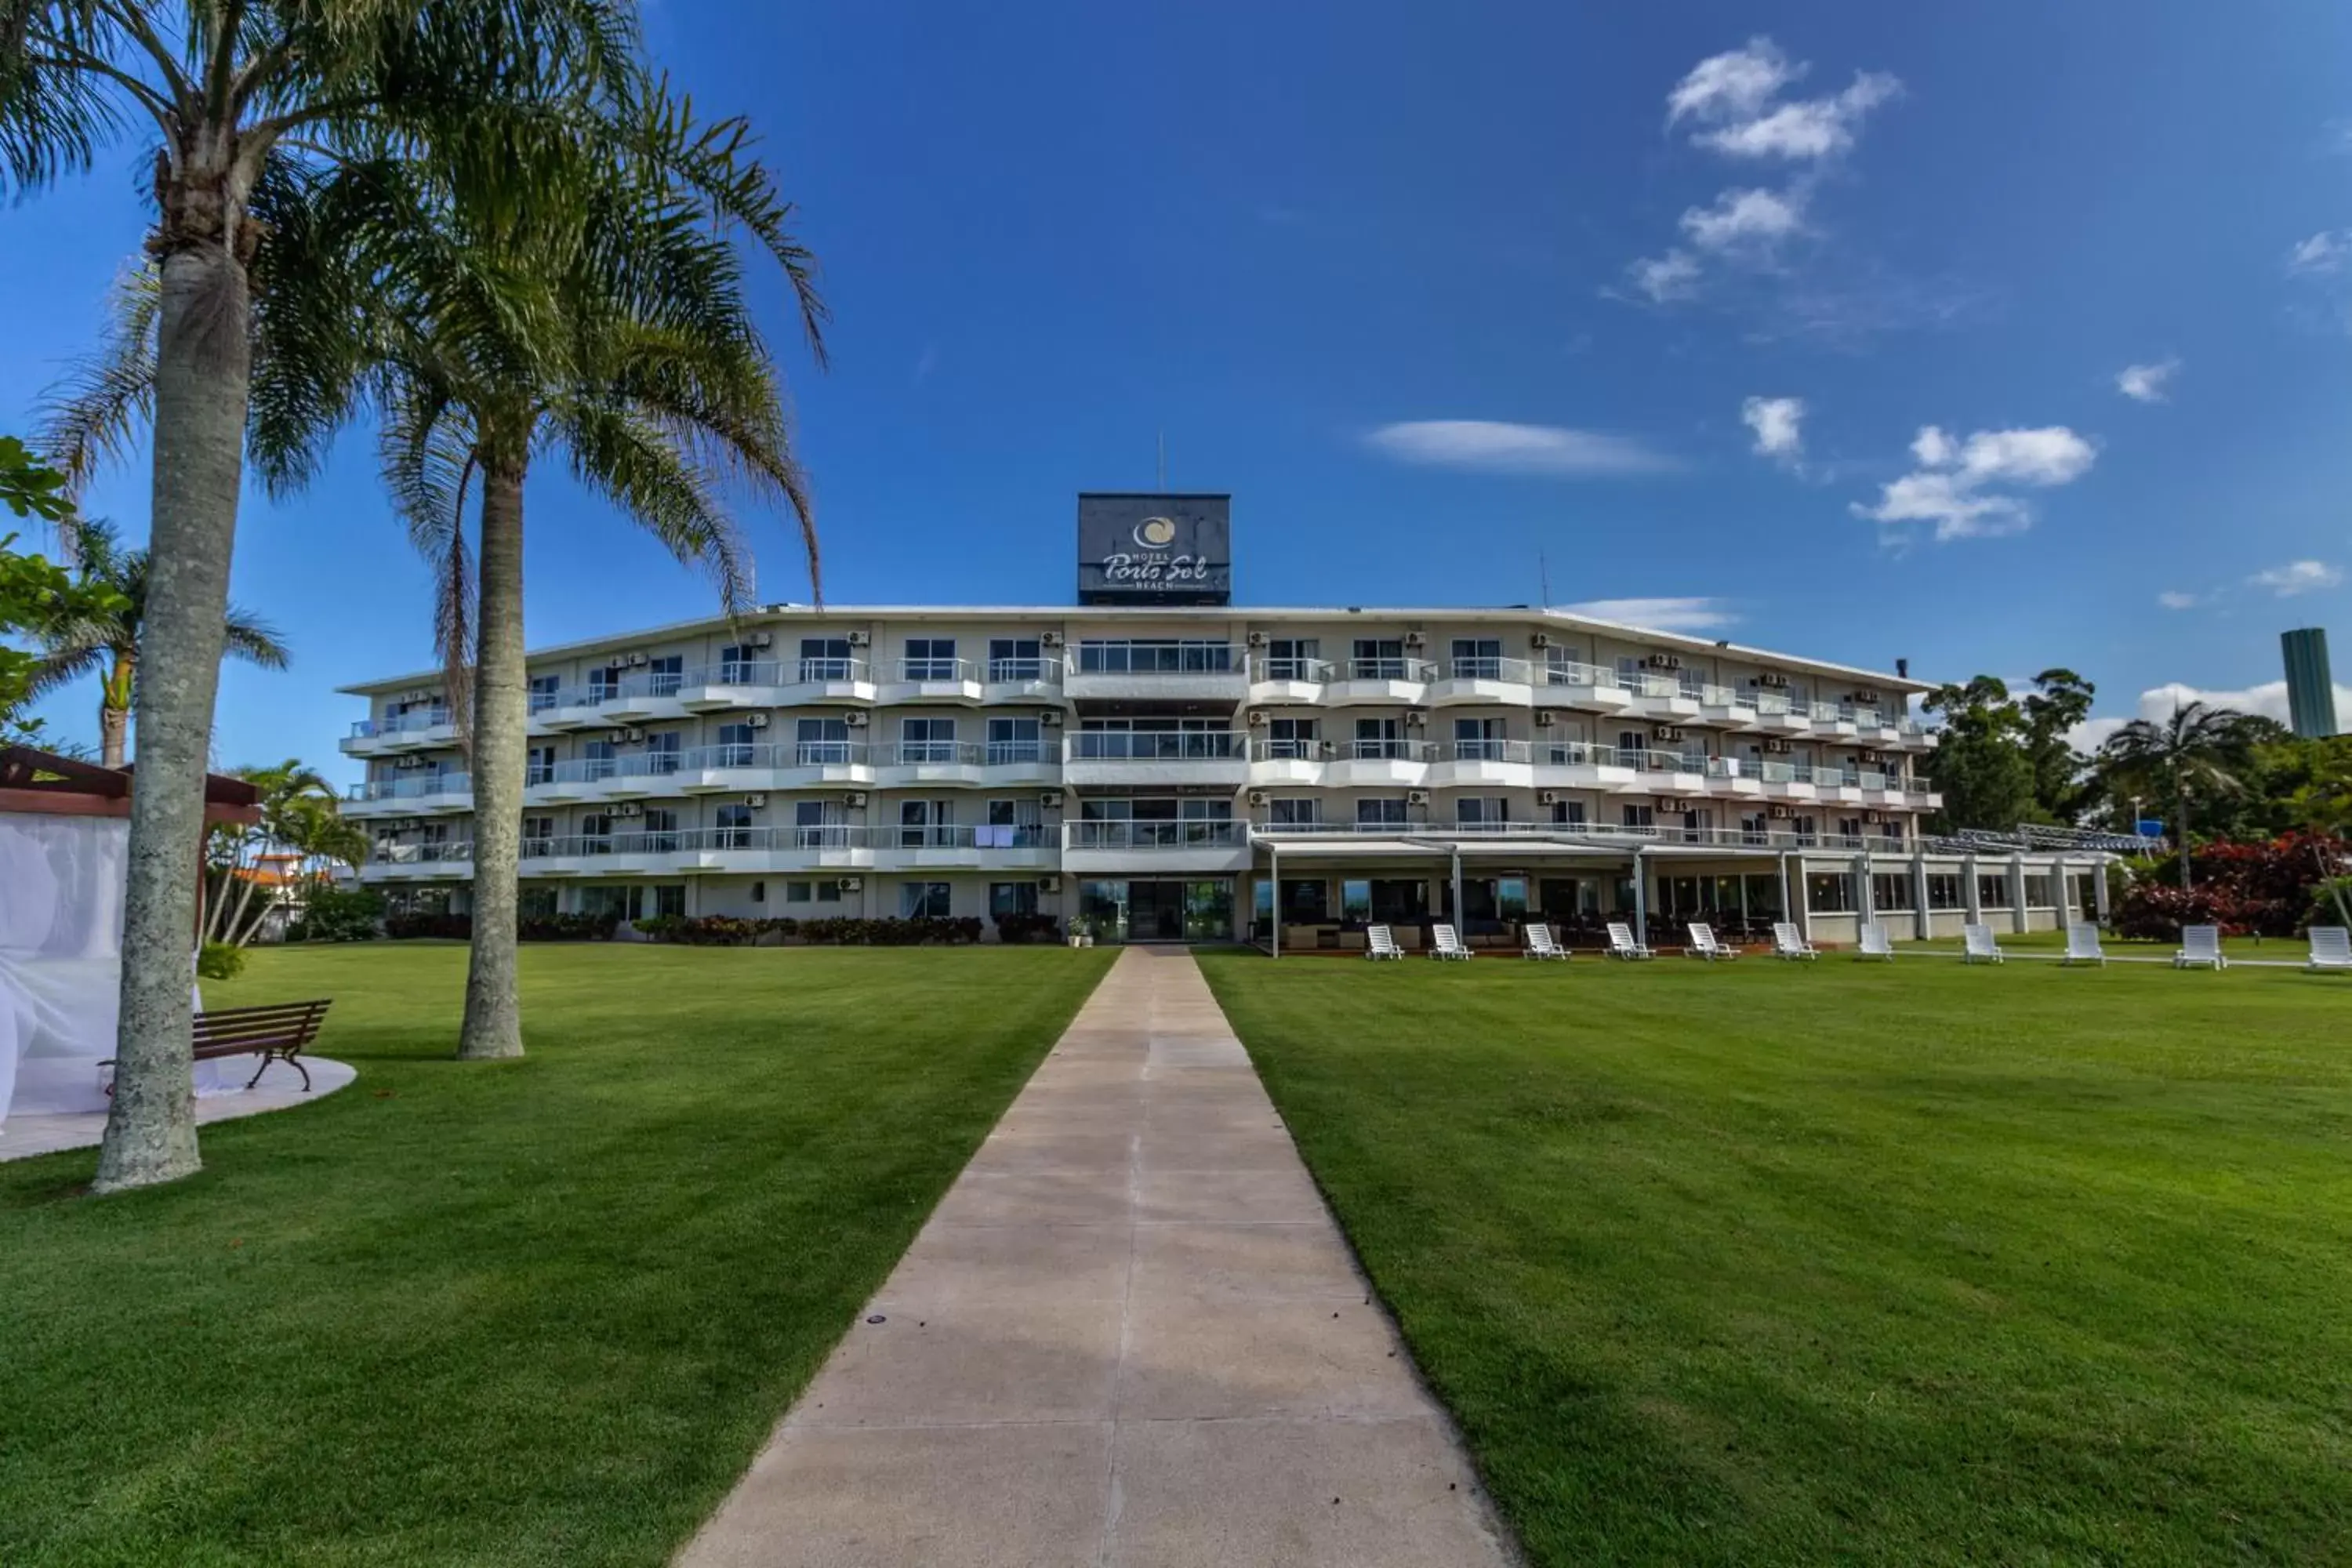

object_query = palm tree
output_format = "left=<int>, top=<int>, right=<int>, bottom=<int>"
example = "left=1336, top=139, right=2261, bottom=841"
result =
left=2097, top=702, right=2263, bottom=890
left=361, top=91, right=824, bottom=1062
left=202, top=758, right=367, bottom=946
left=28, top=519, right=288, bottom=768
left=3, top=2, right=660, bottom=1192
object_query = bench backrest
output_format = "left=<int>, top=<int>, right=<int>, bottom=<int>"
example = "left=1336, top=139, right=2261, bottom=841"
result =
left=2181, top=924, right=2222, bottom=957
left=1431, top=923, right=1467, bottom=953
left=1686, top=923, right=1718, bottom=952
left=2312, top=926, right=2352, bottom=962
left=1962, top=923, right=1997, bottom=956
left=2066, top=922, right=2103, bottom=958
left=1367, top=924, right=1399, bottom=954
left=1526, top=923, right=1559, bottom=953
left=1773, top=921, right=1807, bottom=953
left=191, top=1000, right=331, bottom=1056
left=1606, top=921, right=1638, bottom=952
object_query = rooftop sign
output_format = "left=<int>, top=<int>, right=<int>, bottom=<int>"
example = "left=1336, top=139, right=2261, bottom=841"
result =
left=1076, top=492, right=1231, bottom=605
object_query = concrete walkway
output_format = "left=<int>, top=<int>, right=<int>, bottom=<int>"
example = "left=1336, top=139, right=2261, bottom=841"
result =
left=0, top=1055, right=358, bottom=1163
left=677, top=946, right=1514, bottom=1568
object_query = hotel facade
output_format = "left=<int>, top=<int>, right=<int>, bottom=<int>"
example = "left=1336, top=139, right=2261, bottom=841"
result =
left=339, top=495, right=2114, bottom=947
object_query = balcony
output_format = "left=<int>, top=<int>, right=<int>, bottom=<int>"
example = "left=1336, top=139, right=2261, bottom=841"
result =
left=345, top=771, right=473, bottom=816
left=359, top=839, right=474, bottom=880
left=1624, top=673, right=1702, bottom=721
left=1061, top=818, right=1250, bottom=875
left=1748, top=691, right=1809, bottom=733
left=536, top=658, right=880, bottom=728
left=1323, top=736, right=1436, bottom=789
left=873, top=739, right=988, bottom=789
left=1246, top=655, right=1333, bottom=705
left=983, top=655, right=1065, bottom=705
left=1323, top=656, right=1435, bottom=707
left=525, top=741, right=877, bottom=804
left=1427, top=656, right=1540, bottom=709
left=1062, top=730, right=1248, bottom=788
left=1241, top=819, right=1889, bottom=857
left=1536, top=661, right=1632, bottom=714
left=1063, top=645, right=1247, bottom=704
left=343, top=707, right=456, bottom=755
left=1425, top=737, right=1534, bottom=789
left=880, top=656, right=987, bottom=706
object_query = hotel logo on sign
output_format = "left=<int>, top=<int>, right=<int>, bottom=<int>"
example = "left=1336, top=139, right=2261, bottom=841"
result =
left=1077, top=493, right=1232, bottom=604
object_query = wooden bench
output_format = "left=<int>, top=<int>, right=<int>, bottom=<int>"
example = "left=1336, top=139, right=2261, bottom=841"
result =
left=104, top=1000, right=333, bottom=1094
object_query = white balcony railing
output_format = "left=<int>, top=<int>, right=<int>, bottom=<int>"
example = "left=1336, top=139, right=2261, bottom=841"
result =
left=1070, top=644, right=1243, bottom=674
left=351, top=708, right=451, bottom=738
left=1540, top=659, right=1613, bottom=689
left=1064, top=819, right=1247, bottom=850
left=1243, top=820, right=1889, bottom=853
left=1248, top=655, right=1336, bottom=684
left=348, top=772, right=471, bottom=801
left=1441, top=656, right=1539, bottom=684
left=1065, top=731, right=1247, bottom=762
left=1340, top=656, right=1438, bottom=682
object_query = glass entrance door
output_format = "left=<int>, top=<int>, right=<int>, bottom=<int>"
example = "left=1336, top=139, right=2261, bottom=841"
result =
left=1128, top=880, right=1188, bottom=942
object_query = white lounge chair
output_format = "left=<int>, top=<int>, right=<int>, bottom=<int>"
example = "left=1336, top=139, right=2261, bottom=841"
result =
left=1771, top=921, right=1817, bottom=961
left=1428, top=923, right=1473, bottom=961
left=1604, top=921, right=1653, bottom=960
left=1364, top=924, right=1404, bottom=960
left=2060, top=923, right=2106, bottom=967
left=1523, top=923, right=1570, bottom=960
left=2173, top=924, right=2227, bottom=970
left=2308, top=926, right=2352, bottom=974
left=1685, top=922, right=1740, bottom=960
left=1961, top=923, right=2003, bottom=964
left=1857, top=921, right=1895, bottom=960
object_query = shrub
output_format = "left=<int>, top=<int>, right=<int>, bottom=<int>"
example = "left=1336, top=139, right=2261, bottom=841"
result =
left=993, top=911, right=1063, bottom=945
left=796, top=916, right=985, bottom=946
left=519, top=911, right=620, bottom=942
left=384, top=911, right=471, bottom=940
left=195, top=942, right=247, bottom=980
left=634, top=915, right=800, bottom=946
left=2115, top=831, right=2351, bottom=939
left=288, top=884, right=386, bottom=943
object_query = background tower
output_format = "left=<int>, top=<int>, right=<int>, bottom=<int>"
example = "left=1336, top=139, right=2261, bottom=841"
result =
left=2281, top=627, right=2337, bottom=738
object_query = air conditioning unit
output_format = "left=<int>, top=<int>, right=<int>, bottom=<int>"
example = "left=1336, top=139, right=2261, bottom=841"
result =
left=1530, top=631, right=1553, bottom=649
left=744, top=793, right=768, bottom=808
left=1852, top=688, right=1882, bottom=703
left=843, top=791, right=868, bottom=808
left=748, top=631, right=773, bottom=650
left=837, top=875, right=862, bottom=892
left=1040, top=789, right=1065, bottom=808
left=401, top=688, right=436, bottom=704
left=1534, top=709, right=1556, bottom=727
left=1860, top=750, right=1884, bottom=764
left=1758, top=672, right=1791, bottom=689
left=1654, top=796, right=1686, bottom=812
left=395, top=755, right=426, bottom=770
left=1039, top=710, right=1063, bottom=727
left=843, top=710, right=869, bottom=727
left=617, top=727, right=647, bottom=744
left=1864, top=811, right=1882, bottom=826
left=1652, top=724, right=1686, bottom=742
left=1762, top=738, right=1792, bottom=754
left=1247, top=630, right=1268, bottom=648
left=845, top=630, right=870, bottom=648
left=746, top=713, right=770, bottom=729
left=625, top=652, right=649, bottom=667
left=1246, top=709, right=1269, bottom=727
left=1037, top=875, right=1061, bottom=894
left=1537, top=789, right=1563, bottom=807
left=1246, top=789, right=1269, bottom=808
left=1406, top=789, right=1431, bottom=806
left=1402, top=630, right=1427, bottom=648
left=1040, top=630, right=1065, bottom=648
left=615, top=802, right=642, bottom=818
left=1769, top=804, right=1795, bottom=819
left=1645, top=653, right=1682, bottom=670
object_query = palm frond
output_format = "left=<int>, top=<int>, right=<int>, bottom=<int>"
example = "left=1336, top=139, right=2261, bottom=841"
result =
left=35, top=261, right=159, bottom=497
left=22, top=642, right=110, bottom=701
left=554, top=399, right=753, bottom=615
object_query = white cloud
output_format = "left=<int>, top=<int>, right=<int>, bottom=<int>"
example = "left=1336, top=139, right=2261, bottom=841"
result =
left=1695, top=72, right=1902, bottom=160
left=1853, top=424, right=2098, bottom=542
left=1364, top=420, right=1676, bottom=477
left=2287, top=230, right=2350, bottom=275
left=2069, top=678, right=2352, bottom=753
left=1558, top=596, right=1737, bottom=633
left=2249, top=559, right=2343, bottom=596
left=1679, top=187, right=1807, bottom=252
left=2115, top=358, right=2179, bottom=403
left=2156, top=590, right=2200, bottom=610
left=1665, top=38, right=1803, bottom=129
left=1627, top=249, right=1702, bottom=302
left=1740, top=396, right=1805, bottom=461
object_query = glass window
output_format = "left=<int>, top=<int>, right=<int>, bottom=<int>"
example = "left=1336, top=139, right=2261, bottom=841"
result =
left=1872, top=873, right=1915, bottom=912
left=713, top=803, right=753, bottom=848
left=1927, top=873, right=1965, bottom=909
left=988, top=637, right=1044, bottom=681
left=520, top=886, right=558, bottom=917
left=786, top=880, right=814, bottom=904
left=652, top=884, right=685, bottom=918
left=1456, top=797, right=1508, bottom=826
left=717, top=643, right=760, bottom=682
left=1279, top=880, right=1329, bottom=924
left=1369, top=878, right=1428, bottom=924
left=900, top=881, right=953, bottom=919
left=986, top=716, right=1041, bottom=763
left=528, top=673, right=561, bottom=713
left=799, top=637, right=854, bottom=680
left=644, top=655, right=683, bottom=695
left=1340, top=880, right=1373, bottom=923
left=1264, top=638, right=1320, bottom=681
left=1356, top=797, right=1409, bottom=826
left=904, top=637, right=958, bottom=680
left=1979, top=875, right=2009, bottom=909
left=1806, top=873, right=1854, bottom=913
left=2024, top=876, right=2055, bottom=908
left=989, top=880, right=1038, bottom=917
left=1351, top=638, right=1406, bottom=678
left=1449, top=637, right=1502, bottom=677
left=1267, top=797, right=1319, bottom=826
left=796, top=716, right=851, bottom=764
left=1550, top=798, right=1588, bottom=827
left=642, top=808, right=679, bottom=851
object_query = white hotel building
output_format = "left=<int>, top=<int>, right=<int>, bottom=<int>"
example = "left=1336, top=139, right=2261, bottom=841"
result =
left=339, top=494, right=2109, bottom=947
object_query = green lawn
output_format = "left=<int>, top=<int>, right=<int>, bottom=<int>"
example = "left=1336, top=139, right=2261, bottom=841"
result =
left=1198, top=952, right=2352, bottom=1567
left=0, top=942, right=1113, bottom=1568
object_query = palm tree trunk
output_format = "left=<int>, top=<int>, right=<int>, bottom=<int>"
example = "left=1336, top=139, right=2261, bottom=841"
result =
left=95, top=227, right=254, bottom=1194
left=98, top=687, right=130, bottom=770
left=459, top=458, right=528, bottom=1060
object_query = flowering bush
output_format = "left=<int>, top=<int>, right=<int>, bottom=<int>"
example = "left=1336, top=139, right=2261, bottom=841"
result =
left=384, top=911, right=471, bottom=940
left=2114, top=832, right=2349, bottom=939
left=633, top=915, right=800, bottom=946
left=993, top=911, right=1063, bottom=945
left=796, top=916, right=985, bottom=946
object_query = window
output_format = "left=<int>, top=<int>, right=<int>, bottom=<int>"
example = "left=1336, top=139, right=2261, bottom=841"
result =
left=1872, top=873, right=1915, bottom=912
left=1350, top=638, right=1406, bottom=679
left=1073, top=640, right=1234, bottom=673
left=899, top=716, right=957, bottom=763
left=799, top=636, right=854, bottom=680
left=1454, top=716, right=1504, bottom=760
left=903, top=637, right=958, bottom=681
left=523, top=816, right=555, bottom=858
left=1806, top=873, right=1854, bottom=913
left=1266, top=797, right=1319, bottom=826
left=986, top=716, right=1041, bottom=764
left=1550, top=797, right=1588, bottom=827
left=900, top=799, right=954, bottom=848
left=644, top=655, right=683, bottom=695
left=988, top=637, right=1044, bottom=682
left=900, top=881, right=953, bottom=919
left=1356, top=797, right=1410, bottom=826
left=989, top=880, right=1039, bottom=917
left=1340, top=880, right=1372, bottom=923
left=1279, top=880, right=1330, bottom=924
left=588, top=665, right=622, bottom=701
left=646, top=731, right=681, bottom=774
left=1367, top=878, right=1428, bottom=924
left=1456, top=797, right=1508, bottom=826
left=714, top=803, right=753, bottom=848
left=1449, top=637, right=1502, bottom=678
left=2023, top=875, right=2055, bottom=909
left=785, top=880, right=814, bottom=904
left=1927, top=873, right=1965, bottom=909
left=528, top=674, right=561, bottom=713
left=1881, top=818, right=1905, bottom=845
left=1979, top=875, right=2009, bottom=909
left=985, top=797, right=1043, bottom=848
left=652, top=884, right=685, bottom=918
left=1621, top=804, right=1654, bottom=829
left=1263, top=637, right=1320, bottom=681
left=520, top=886, right=558, bottom=918
left=717, top=643, right=761, bottom=683
left=1616, top=728, right=1647, bottom=764
left=794, top=798, right=843, bottom=848
left=1264, top=717, right=1318, bottom=758
left=716, top=722, right=757, bottom=766
left=1740, top=812, right=1769, bottom=845
left=581, top=812, right=614, bottom=852
left=526, top=746, right=554, bottom=786
left=583, top=737, right=618, bottom=779
left=796, top=716, right=852, bottom=765
left=1837, top=817, right=1863, bottom=843
left=1353, top=716, right=1407, bottom=758
left=642, top=808, right=679, bottom=852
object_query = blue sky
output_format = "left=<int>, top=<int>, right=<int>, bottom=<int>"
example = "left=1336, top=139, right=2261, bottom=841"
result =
left=6, top=0, right=2351, bottom=775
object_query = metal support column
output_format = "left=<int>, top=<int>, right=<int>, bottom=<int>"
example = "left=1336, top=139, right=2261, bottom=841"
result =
left=1269, top=847, right=1280, bottom=958
left=1632, top=848, right=1649, bottom=940
left=1450, top=847, right=1465, bottom=935
left=1853, top=854, right=1873, bottom=934
left=1964, top=855, right=1982, bottom=924
left=1911, top=848, right=1931, bottom=941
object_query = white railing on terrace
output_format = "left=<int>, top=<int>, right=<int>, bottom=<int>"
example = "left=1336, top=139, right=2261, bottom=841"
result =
left=526, top=657, right=882, bottom=712
left=351, top=708, right=451, bottom=738
left=1249, top=655, right=1338, bottom=684
left=1752, top=691, right=1793, bottom=716
left=1244, top=820, right=1888, bottom=852
left=1540, top=659, right=1613, bottom=689
left=892, top=657, right=991, bottom=684
left=349, top=773, right=470, bottom=801
left=1065, top=731, right=1247, bottom=761
left=1442, top=656, right=1540, bottom=684
left=1071, top=643, right=1243, bottom=674
left=1064, top=818, right=1247, bottom=849
left=1339, top=656, right=1439, bottom=682
left=372, top=839, right=471, bottom=865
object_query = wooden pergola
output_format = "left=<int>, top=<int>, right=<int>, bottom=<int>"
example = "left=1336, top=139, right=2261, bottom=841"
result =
left=2, top=746, right=263, bottom=939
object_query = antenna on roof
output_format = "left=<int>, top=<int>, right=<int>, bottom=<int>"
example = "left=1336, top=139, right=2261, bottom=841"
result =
left=1156, top=430, right=1167, bottom=492
left=1538, top=550, right=1552, bottom=608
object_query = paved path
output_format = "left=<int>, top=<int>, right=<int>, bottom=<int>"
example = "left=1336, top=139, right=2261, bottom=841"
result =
left=677, top=946, right=1514, bottom=1568
left=0, top=1056, right=357, bottom=1163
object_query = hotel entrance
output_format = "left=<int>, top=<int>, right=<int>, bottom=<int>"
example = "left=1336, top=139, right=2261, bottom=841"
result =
left=1077, top=879, right=1235, bottom=943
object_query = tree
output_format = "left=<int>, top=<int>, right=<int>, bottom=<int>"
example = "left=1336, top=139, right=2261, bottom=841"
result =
left=2096, top=702, right=2266, bottom=890
left=202, top=758, right=368, bottom=946
left=2, top=438, right=122, bottom=745
left=360, top=89, right=824, bottom=1062
left=5, top=0, right=649, bottom=1192
left=2020, top=668, right=2096, bottom=822
left=27, top=519, right=288, bottom=767
left=1919, top=676, right=2037, bottom=833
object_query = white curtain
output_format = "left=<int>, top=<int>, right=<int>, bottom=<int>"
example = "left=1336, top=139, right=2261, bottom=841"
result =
left=0, top=811, right=129, bottom=1120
